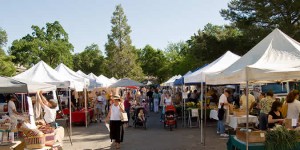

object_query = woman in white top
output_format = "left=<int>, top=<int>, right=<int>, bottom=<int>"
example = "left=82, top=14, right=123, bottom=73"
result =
left=286, top=90, right=300, bottom=123
left=7, top=95, right=21, bottom=129
left=164, top=92, right=173, bottom=106
left=105, top=95, right=125, bottom=149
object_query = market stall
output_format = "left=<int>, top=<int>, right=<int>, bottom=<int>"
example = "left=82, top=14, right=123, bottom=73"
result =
left=184, top=51, right=241, bottom=144
left=206, top=28, right=300, bottom=150
left=0, top=76, right=66, bottom=149
left=13, top=60, right=82, bottom=145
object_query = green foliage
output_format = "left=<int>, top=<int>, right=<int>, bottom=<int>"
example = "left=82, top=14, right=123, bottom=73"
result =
left=221, top=0, right=300, bottom=41
left=9, top=21, right=74, bottom=68
left=105, top=4, right=143, bottom=80
left=73, top=43, right=105, bottom=76
left=265, top=126, right=299, bottom=150
left=138, top=45, right=169, bottom=82
left=0, top=28, right=15, bottom=76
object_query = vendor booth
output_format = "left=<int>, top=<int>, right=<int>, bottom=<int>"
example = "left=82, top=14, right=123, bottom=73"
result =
left=0, top=76, right=66, bottom=149
left=206, top=29, right=300, bottom=150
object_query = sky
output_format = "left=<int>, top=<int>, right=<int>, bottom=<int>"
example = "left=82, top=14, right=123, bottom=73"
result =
left=0, top=0, right=230, bottom=53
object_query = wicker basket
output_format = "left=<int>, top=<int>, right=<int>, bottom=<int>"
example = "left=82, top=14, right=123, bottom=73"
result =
left=236, top=129, right=265, bottom=143
left=45, top=133, right=55, bottom=146
left=24, top=135, right=45, bottom=149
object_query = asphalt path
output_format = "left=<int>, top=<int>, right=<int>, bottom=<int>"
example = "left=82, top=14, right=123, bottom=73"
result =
left=62, top=112, right=227, bottom=150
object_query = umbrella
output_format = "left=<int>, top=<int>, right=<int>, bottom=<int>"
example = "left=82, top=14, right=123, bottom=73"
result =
left=110, top=78, right=144, bottom=87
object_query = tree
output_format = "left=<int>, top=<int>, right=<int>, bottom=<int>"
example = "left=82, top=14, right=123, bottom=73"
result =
left=164, top=41, right=190, bottom=76
left=138, top=45, right=168, bottom=82
left=9, top=21, right=74, bottom=68
left=220, top=0, right=300, bottom=41
left=105, top=4, right=143, bottom=80
left=73, top=43, right=105, bottom=75
left=0, top=28, right=15, bottom=76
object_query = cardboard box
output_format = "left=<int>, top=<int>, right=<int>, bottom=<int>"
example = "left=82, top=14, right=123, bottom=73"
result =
left=236, top=129, right=266, bottom=143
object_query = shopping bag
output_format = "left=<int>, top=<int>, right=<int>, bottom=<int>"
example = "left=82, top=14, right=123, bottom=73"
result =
left=105, top=123, right=110, bottom=132
left=120, top=112, right=128, bottom=122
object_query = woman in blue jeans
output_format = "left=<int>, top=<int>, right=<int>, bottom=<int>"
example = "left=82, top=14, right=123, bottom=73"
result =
left=217, top=90, right=230, bottom=137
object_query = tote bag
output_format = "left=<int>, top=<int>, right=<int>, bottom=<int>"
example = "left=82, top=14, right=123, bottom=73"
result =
left=120, top=112, right=128, bottom=122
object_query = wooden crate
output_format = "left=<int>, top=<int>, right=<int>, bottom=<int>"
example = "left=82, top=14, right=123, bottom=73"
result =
left=233, top=110, right=246, bottom=116
left=236, top=129, right=266, bottom=143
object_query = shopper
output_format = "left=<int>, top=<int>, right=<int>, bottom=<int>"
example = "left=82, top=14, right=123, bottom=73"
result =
left=105, top=95, right=125, bottom=149
left=268, top=101, right=284, bottom=128
left=259, top=91, right=275, bottom=130
left=217, top=89, right=230, bottom=137
left=153, top=89, right=160, bottom=113
left=286, top=90, right=300, bottom=123
left=239, top=88, right=255, bottom=111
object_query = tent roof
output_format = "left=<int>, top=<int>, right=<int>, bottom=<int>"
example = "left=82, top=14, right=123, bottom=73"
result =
left=14, top=61, right=80, bottom=90
left=88, top=73, right=103, bottom=87
left=110, top=78, right=144, bottom=87
left=174, top=71, right=192, bottom=86
left=185, top=51, right=241, bottom=84
left=162, top=75, right=182, bottom=86
left=0, top=76, right=28, bottom=93
left=14, top=78, right=57, bottom=93
left=56, top=63, right=88, bottom=87
left=98, top=74, right=112, bottom=87
left=206, top=29, right=300, bottom=85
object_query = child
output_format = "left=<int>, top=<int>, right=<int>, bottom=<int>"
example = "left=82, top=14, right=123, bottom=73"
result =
left=138, top=109, right=145, bottom=122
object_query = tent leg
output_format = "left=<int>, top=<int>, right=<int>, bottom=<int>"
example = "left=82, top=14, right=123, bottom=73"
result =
left=246, top=81, right=249, bottom=150
left=85, top=88, right=88, bottom=128
left=200, top=82, right=204, bottom=144
left=68, top=88, right=72, bottom=145
left=204, top=84, right=207, bottom=146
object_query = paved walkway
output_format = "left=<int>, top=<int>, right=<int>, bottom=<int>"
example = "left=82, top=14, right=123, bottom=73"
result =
left=62, top=113, right=227, bottom=150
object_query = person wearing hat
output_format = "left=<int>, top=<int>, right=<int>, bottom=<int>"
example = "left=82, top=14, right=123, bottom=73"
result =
left=105, top=95, right=125, bottom=149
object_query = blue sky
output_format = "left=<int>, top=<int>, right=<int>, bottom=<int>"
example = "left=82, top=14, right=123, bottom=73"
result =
left=0, top=0, right=230, bottom=53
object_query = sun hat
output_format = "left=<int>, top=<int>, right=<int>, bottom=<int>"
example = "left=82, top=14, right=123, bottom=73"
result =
left=112, top=95, right=121, bottom=100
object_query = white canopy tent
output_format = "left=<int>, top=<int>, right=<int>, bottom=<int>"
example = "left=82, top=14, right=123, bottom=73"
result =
left=109, top=77, right=118, bottom=85
left=161, top=75, right=182, bottom=86
left=13, top=78, right=56, bottom=93
left=206, top=29, right=300, bottom=85
left=0, top=77, right=28, bottom=93
left=76, top=70, right=98, bottom=89
left=14, top=61, right=82, bottom=91
left=55, top=63, right=89, bottom=89
left=98, top=74, right=112, bottom=87
left=205, top=28, right=300, bottom=149
left=88, top=73, right=103, bottom=87
left=185, top=51, right=241, bottom=84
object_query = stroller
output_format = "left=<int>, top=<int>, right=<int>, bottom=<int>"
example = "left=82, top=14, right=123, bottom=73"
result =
left=164, top=105, right=177, bottom=131
left=132, top=106, right=147, bottom=129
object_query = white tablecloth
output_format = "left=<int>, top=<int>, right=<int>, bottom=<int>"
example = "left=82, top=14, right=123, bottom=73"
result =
left=227, top=115, right=259, bottom=129
left=209, top=109, right=219, bottom=120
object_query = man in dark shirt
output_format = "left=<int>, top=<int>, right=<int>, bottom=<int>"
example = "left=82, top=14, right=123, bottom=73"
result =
left=147, top=88, right=154, bottom=112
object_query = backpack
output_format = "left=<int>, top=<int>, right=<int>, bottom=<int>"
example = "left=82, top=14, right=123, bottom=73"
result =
left=218, top=104, right=225, bottom=121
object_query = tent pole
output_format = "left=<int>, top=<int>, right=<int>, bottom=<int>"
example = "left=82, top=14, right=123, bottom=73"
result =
left=246, top=81, right=249, bottom=150
left=68, top=88, right=72, bottom=143
left=85, top=88, right=88, bottom=128
left=21, top=94, right=24, bottom=113
left=200, top=82, right=204, bottom=144
left=204, top=84, right=207, bottom=146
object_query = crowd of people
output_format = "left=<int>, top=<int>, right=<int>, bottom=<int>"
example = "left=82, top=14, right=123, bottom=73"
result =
left=216, top=88, right=300, bottom=138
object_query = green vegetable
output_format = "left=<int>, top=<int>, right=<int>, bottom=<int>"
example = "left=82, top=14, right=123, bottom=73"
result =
left=265, top=126, right=299, bottom=150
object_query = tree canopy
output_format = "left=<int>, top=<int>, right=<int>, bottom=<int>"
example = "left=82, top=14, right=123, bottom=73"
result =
left=73, top=43, right=105, bottom=76
left=105, top=4, right=143, bottom=80
left=9, top=21, right=74, bottom=68
left=0, top=28, right=16, bottom=76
